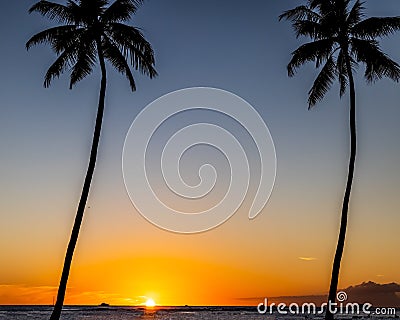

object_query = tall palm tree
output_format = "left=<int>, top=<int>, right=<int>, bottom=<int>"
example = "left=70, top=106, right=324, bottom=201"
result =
left=279, top=1, right=400, bottom=319
left=26, top=1, right=157, bottom=319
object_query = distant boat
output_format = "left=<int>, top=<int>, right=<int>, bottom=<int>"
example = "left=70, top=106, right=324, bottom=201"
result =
left=99, top=303, right=110, bottom=307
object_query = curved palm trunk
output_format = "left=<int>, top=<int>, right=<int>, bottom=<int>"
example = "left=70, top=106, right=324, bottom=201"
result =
left=49, top=41, right=107, bottom=320
left=325, top=55, right=357, bottom=320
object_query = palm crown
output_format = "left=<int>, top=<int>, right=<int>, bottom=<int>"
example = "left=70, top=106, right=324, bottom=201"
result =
left=279, top=0, right=400, bottom=107
left=26, top=0, right=157, bottom=90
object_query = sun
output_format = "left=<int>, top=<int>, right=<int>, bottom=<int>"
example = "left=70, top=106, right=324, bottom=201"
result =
left=145, top=298, right=156, bottom=308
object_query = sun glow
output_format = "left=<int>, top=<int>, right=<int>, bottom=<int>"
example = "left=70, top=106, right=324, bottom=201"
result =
left=145, top=298, right=156, bottom=307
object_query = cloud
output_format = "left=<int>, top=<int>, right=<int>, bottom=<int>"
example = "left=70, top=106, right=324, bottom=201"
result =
left=0, top=284, right=130, bottom=305
left=298, top=257, right=317, bottom=261
left=0, top=284, right=58, bottom=304
left=346, top=281, right=400, bottom=294
left=343, top=281, right=400, bottom=306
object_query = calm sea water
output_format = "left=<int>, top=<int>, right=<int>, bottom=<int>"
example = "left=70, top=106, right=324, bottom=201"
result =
left=0, top=306, right=271, bottom=320
left=0, top=306, right=398, bottom=320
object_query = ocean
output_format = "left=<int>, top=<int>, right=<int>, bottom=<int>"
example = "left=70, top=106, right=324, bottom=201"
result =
left=0, top=306, right=271, bottom=320
left=0, top=306, right=398, bottom=320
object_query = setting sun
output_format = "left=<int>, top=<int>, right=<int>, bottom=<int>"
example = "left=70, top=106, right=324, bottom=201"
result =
left=145, top=298, right=156, bottom=308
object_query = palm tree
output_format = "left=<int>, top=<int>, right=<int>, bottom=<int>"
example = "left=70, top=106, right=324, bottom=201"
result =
left=279, top=1, right=400, bottom=319
left=26, top=1, right=157, bottom=319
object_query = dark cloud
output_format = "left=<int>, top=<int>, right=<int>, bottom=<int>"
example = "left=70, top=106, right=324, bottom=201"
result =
left=344, top=282, right=400, bottom=307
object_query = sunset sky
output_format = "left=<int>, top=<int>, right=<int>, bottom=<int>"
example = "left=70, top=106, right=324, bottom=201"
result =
left=0, top=0, right=399, bottom=306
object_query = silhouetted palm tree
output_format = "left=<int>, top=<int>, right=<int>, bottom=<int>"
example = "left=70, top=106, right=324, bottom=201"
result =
left=26, top=1, right=157, bottom=319
left=279, top=1, right=400, bottom=319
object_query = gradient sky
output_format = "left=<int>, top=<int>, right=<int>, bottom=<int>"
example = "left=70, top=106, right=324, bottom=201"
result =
left=0, top=0, right=399, bottom=306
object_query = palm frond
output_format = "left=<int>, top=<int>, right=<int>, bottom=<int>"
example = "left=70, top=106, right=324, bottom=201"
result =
left=335, top=0, right=352, bottom=16
left=347, top=0, right=365, bottom=27
left=352, top=16, right=400, bottom=39
left=107, top=23, right=157, bottom=78
left=26, top=25, right=82, bottom=54
left=102, top=0, right=143, bottom=23
left=308, top=56, right=337, bottom=108
left=69, top=40, right=97, bottom=89
left=29, top=0, right=75, bottom=23
left=76, top=0, right=108, bottom=23
left=102, top=36, right=136, bottom=91
left=279, top=5, right=320, bottom=22
left=351, top=38, right=400, bottom=83
left=293, top=20, right=323, bottom=39
left=308, top=0, right=335, bottom=16
left=44, top=46, right=78, bottom=87
left=287, top=39, right=336, bottom=76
